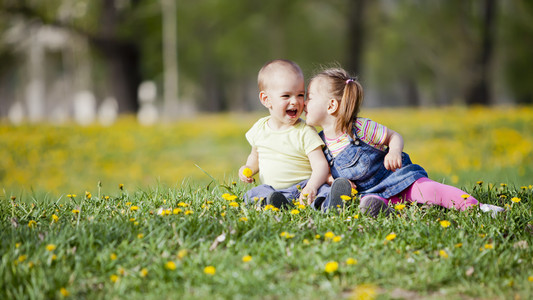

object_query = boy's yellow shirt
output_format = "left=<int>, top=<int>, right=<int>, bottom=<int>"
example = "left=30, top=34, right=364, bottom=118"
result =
left=246, top=116, right=324, bottom=189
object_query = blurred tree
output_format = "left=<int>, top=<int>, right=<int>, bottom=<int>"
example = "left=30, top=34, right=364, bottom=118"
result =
left=346, top=0, right=367, bottom=77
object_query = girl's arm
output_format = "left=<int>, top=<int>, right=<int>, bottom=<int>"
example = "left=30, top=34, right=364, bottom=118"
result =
left=239, top=147, right=259, bottom=183
left=383, top=128, right=403, bottom=172
left=300, top=146, right=330, bottom=205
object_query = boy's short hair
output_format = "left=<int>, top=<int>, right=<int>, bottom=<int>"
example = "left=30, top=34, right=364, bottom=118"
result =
left=257, top=59, right=303, bottom=91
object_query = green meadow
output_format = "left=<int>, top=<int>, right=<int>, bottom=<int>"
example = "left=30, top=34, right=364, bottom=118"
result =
left=1, top=107, right=532, bottom=299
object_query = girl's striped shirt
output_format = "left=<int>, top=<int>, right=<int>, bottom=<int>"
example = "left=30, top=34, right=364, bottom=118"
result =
left=325, top=118, right=388, bottom=157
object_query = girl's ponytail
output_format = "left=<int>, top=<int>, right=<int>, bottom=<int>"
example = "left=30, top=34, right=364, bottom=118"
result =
left=337, top=78, right=364, bottom=139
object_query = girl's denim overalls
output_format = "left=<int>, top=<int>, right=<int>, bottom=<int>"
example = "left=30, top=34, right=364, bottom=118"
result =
left=319, top=127, right=428, bottom=199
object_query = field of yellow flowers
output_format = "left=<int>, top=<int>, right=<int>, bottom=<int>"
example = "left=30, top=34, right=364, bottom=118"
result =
left=1, top=106, right=532, bottom=299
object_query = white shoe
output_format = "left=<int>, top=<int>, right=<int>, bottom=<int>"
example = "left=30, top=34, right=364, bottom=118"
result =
left=480, top=203, right=505, bottom=217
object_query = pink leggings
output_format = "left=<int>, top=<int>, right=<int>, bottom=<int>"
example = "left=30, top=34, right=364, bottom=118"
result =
left=364, top=177, right=479, bottom=211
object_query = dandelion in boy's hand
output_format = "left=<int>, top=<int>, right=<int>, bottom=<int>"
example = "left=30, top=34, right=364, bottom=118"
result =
left=324, top=261, right=338, bottom=273
left=242, top=167, right=253, bottom=178
left=242, top=255, right=252, bottom=263
left=385, top=233, right=397, bottom=241
left=46, top=244, right=56, bottom=251
left=394, top=204, right=406, bottom=211
left=60, top=287, right=69, bottom=297
left=511, top=197, right=521, bottom=203
left=346, top=258, right=358, bottom=265
left=440, top=220, right=451, bottom=228
left=165, top=261, right=177, bottom=270
left=204, top=266, right=216, bottom=275
left=340, top=195, right=351, bottom=201
left=439, top=250, right=449, bottom=258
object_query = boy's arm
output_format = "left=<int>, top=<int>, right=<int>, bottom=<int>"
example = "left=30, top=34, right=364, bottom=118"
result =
left=383, top=128, right=403, bottom=171
left=239, top=147, right=259, bottom=183
left=299, top=146, right=330, bottom=205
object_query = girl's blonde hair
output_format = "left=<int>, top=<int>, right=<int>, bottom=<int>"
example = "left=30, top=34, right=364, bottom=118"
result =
left=311, top=68, right=364, bottom=138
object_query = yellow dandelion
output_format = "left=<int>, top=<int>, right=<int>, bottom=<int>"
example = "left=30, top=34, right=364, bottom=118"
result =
left=220, top=212, right=226, bottom=217
left=272, top=207, right=280, bottom=212
left=130, top=206, right=139, bottom=211
left=104, top=196, right=110, bottom=200
left=333, top=236, right=342, bottom=243
left=297, top=204, right=306, bottom=210
left=324, top=231, right=335, bottom=240
left=315, top=234, right=321, bottom=239
left=129, top=218, right=136, bottom=222
left=346, top=258, right=358, bottom=265
left=229, top=202, right=239, bottom=208
left=140, top=268, right=148, bottom=277
left=484, top=243, right=494, bottom=249
left=204, top=266, right=216, bottom=275
left=455, top=243, right=463, bottom=248
left=280, top=232, right=287, bottom=237
left=303, top=239, right=310, bottom=245
left=461, top=194, right=470, bottom=200
left=18, top=255, right=27, bottom=262
left=173, top=208, right=182, bottom=214
left=60, top=287, right=69, bottom=297
left=479, top=233, right=486, bottom=238
left=290, top=209, right=300, bottom=215
left=110, top=253, right=117, bottom=260
left=118, top=267, right=125, bottom=275
left=137, top=233, right=144, bottom=239
left=15, top=243, right=20, bottom=248
left=385, top=233, right=397, bottom=241
left=110, top=274, right=119, bottom=283
left=28, top=220, right=37, bottom=228
left=165, top=261, right=177, bottom=270
left=440, top=220, right=451, bottom=228
left=264, top=204, right=274, bottom=211
left=324, top=261, right=339, bottom=273
left=119, top=183, right=124, bottom=190
left=185, top=210, right=193, bottom=215
left=353, top=214, right=359, bottom=219
left=340, top=195, right=351, bottom=201
left=178, top=202, right=189, bottom=207
left=51, top=254, right=57, bottom=261
left=242, top=167, right=253, bottom=178
left=351, top=188, right=358, bottom=196
left=394, top=204, right=406, bottom=211
left=511, top=197, right=521, bottom=203
left=239, top=217, right=248, bottom=222
left=177, top=249, right=188, bottom=259
left=500, top=183, right=507, bottom=188
left=242, top=255, right=252, bottom=263
left=439, top=250, right=449, bottom=258
left=477, top=181, right=483, bottom=185
left=72, top=209, right=80, bottom=214
left=528, top=276, right=533, bottom=282
left=51, top=214, right=59, bottom=222
left=352, top=284, right=377, bottom=300
left=46, top=244, right=56, bottom=251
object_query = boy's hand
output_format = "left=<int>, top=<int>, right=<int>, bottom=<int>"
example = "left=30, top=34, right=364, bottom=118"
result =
left=238, top=166, right=255, bottom=183
left=299, top=186, right=317, bottom=205
left=384, top=151, right=402, bottom=172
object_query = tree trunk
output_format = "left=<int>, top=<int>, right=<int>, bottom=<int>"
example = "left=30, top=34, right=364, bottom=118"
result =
left=465, top=0, right=496, bottom=105
left=346, top=0, right=367, bottom=77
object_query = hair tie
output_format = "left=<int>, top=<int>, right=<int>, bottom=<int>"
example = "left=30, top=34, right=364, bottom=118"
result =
left=345, top=78, right=354, bottom=84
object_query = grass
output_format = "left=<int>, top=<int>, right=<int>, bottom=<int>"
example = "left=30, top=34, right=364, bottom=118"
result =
left=1, top=107, right=533, bottom=299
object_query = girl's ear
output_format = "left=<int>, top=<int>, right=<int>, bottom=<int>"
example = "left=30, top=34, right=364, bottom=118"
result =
left=327, top=99, right=339, bottom=114
left=259, top=91, right=271, bottom=109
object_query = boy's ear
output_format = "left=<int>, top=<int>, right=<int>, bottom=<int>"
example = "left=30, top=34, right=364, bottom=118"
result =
left=259, top=91, right=271, bottom=109
left=327, top=99, right=339, bottom=114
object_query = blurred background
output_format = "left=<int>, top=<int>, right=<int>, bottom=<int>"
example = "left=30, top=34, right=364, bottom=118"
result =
left=1, top=0, right=532, bottom=196
left=1, top=0, right=532, bottom=124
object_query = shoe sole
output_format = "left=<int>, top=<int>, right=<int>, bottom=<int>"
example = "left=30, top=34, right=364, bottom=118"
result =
left=328, top=178, right=352, bottom=212
left=267, top=192, right=290, bottom=209
left=359, top=196, right=394, bottom=217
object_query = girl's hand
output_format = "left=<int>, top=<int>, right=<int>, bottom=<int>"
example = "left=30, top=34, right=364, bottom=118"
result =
left=238, top=166, right=255, bottom=183
left=384, top=152, right=402, bottom=172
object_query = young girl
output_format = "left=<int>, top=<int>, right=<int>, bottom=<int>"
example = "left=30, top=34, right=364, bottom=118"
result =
left=304, top=67, right=504, bottom=217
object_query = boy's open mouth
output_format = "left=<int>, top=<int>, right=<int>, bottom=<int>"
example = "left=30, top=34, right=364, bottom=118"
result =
left=286, top=109, right=298, bottom=117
